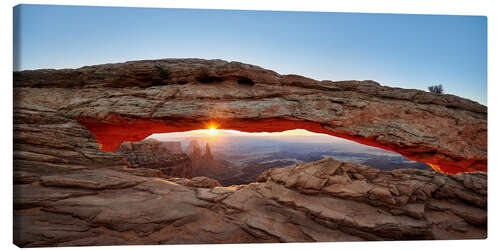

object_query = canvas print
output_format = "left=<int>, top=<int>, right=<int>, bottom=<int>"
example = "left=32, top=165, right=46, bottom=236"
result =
left=13, top=4, right=487, bottom=247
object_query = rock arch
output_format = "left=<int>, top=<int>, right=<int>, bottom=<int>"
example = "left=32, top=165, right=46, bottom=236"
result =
left=14, top=59, right=487, bottom=174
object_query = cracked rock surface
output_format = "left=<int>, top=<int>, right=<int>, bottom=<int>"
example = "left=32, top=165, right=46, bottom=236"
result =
left=14, top=158, right=486, bottom=247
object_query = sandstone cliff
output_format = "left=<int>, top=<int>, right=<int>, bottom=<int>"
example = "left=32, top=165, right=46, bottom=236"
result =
left=14, top=58, right=486, bottom=174
left=186, top=140, right=203, bottom=159
left=185, top=140, right=238, bottom=185
left=116, top=139, right=192, bottom=178
left=204, top=143, right=214, bottom=160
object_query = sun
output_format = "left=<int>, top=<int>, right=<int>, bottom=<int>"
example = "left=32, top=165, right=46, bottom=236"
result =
left=206, top=125, right=218, bottom=136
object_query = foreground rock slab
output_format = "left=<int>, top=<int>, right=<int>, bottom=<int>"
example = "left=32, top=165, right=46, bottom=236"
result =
left=14, top=158, right=486, bottom=247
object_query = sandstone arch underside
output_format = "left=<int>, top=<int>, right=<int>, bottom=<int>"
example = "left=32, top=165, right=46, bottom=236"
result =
left=14, top=59, right=487, bottom=174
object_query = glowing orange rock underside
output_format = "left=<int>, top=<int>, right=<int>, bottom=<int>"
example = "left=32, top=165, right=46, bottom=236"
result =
left=79, top=118, right=486, bottom=174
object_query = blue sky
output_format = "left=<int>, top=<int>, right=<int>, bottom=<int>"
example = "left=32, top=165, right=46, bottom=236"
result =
left=13, top=4, right=487, bottom=104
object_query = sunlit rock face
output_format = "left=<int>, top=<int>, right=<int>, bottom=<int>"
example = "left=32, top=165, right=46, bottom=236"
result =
left=115, top=139, right=192, bottom=178
left=14, top=59, right=484, bottom=174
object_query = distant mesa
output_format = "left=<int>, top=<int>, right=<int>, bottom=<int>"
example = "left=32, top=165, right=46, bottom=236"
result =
left=116, top=139, right=192, bottom=178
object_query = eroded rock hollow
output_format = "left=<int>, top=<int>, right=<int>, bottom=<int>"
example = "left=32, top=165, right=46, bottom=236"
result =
left=13, top=59, right=487, bottom=246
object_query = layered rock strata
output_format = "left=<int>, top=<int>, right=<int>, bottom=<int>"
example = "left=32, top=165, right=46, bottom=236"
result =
left=14, top=58, right=486, bottom=173
left=14, top=158, right=486, bottom=247
left=116, top=139, right=192, bottom=178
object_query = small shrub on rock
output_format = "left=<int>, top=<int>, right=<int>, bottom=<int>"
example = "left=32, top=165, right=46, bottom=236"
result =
left=428, top=84, right=444, bottom=94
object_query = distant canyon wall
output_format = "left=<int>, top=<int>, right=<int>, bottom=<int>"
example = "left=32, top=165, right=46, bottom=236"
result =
left=116, top=139, right=192, bottom=178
